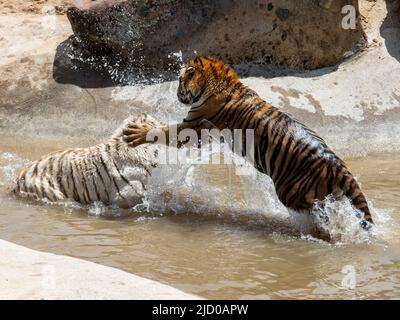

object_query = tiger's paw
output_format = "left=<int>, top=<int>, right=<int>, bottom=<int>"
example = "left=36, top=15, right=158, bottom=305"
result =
left=123, top=121, right=155, bottom=147
left=360, top=219, right=373, bottom=231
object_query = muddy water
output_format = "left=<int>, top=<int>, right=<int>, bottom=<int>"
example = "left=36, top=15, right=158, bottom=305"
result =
left=0, top=136, right=399, bottom=299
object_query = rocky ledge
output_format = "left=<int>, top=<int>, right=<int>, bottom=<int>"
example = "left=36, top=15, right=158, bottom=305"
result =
left=66, top=0, right=365, bottom=70
left=0, top=240, right=201, bottom=300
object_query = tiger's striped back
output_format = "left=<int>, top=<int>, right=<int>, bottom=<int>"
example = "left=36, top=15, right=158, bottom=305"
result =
left=14, top=114, right=160, bottom=208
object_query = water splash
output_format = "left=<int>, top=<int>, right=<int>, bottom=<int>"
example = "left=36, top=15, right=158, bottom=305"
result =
left=0, top=152, right=29, bottom=188
left=137, top=146, right=377, bottom=243
left=0, top=150, right=390, bottom=243
left=61, top=38, right=178, bottom=86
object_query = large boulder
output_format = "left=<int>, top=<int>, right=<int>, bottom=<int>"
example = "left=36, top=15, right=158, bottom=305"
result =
left=66, top=0, right=365, bottom=71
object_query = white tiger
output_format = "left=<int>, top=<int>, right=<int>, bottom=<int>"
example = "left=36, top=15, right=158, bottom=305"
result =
left=14, top=114, right=161, bottom=208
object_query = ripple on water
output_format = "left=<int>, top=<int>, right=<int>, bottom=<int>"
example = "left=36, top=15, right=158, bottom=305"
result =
left=1, top=148, right=400, bottom=299
left=0, top=150, right=394, bottom=245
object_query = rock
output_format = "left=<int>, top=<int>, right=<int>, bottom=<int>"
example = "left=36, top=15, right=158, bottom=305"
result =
left=66, top=0, right=365, bottom=71
left=0, top=240, right=201, bottom=299
left=1, top=3, right=400, bottom=158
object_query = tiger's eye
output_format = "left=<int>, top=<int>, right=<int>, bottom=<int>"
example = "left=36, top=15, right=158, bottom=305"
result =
left=187, top=67, right=195, bottom=77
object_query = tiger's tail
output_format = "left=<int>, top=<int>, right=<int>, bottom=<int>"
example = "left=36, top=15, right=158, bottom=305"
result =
left=342, top=171, right=374, bottom=229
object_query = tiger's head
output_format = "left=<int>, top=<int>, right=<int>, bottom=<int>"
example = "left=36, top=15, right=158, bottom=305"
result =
left=177, top=55, right=239, bottom=105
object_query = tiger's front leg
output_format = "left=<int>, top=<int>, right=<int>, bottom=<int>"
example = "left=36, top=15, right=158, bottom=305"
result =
left=123, top=121, right=188, bottom=148
left=123, top=118, right=213, bottom=148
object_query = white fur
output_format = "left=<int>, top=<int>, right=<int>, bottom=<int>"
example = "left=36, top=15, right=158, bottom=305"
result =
left=15, top=114, right=161, bottom=208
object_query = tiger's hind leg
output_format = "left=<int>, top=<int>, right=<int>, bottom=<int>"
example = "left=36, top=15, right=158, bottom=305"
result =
left=309, top=200, right=333, bottom=241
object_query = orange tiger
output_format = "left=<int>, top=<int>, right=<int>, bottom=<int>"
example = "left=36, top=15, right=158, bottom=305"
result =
left=123, top=55, right=373, bottom=229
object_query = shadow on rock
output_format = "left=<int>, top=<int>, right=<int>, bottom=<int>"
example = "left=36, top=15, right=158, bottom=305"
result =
left=235, top=60, right=339, bottom=80
left=53, top=36, right=177, bottom=88
left=381, top=0, right=400, bottom=63
left=53, top=35, right=340, bottom=89
left=53, top=36, right=115, bottom=88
